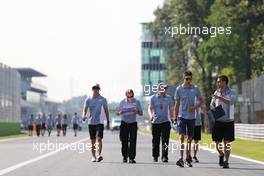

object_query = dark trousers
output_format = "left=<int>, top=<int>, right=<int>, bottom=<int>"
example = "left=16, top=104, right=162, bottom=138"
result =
left=62, top=124, right=67, bottom=136
left=152, top=121, right=171, bottom=159
left=119, top=121, right=137, bottom=160
left=36, top=124, right=41, bottom=136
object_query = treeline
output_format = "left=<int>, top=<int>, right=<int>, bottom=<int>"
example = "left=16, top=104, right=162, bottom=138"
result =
left=150, top=0, right=264, bottom=102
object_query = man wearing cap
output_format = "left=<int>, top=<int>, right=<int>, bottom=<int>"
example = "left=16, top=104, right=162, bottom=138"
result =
left=82, top=83, right=110, bottom=162
left=117, top=89, right=143, bottom=164
left=148, top=82, right=174, bottom=163
left=174, top=71, right=204, bottom=167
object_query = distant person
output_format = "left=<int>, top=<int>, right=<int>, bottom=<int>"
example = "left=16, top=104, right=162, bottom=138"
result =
left=41, top=113, right=47, bottom=136
left=72, top=112, right=80, bottom=137
left=174, top=71, right=204, bottom=167
left=35, top=113, right=42, bottom=137
left=28, top=114, right=35, bottom=136
left=62, top=114, right=68, bottom=136
left=55, top=113, right=62, bottom=136
left=82, top=83, right=110, bottom=162
left=148, top=82, right=174, bottom=163
left=190, top=99, right=207, bottom=163
left=46, top=113, right=54, bottom=137
left=116, top=89, right=143, bottom=163
left=210, top=75, right=236, bottom=169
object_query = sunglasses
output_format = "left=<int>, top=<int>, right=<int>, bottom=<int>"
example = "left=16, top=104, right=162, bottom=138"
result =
left=184, top=77, right=192, bottom=81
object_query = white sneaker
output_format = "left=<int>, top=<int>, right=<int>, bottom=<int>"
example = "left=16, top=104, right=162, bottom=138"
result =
left=91, top=157, right=97, bottom=162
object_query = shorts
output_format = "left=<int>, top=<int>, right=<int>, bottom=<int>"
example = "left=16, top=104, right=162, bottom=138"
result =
left=41, top=123, right=46, bottom=130
left=73, top=124, right=79, bottom=130
left=28, top=125, right=33, bottom=131
left=192, top=125, right=201, bottom=141
left=178, top=118, right=195, bottom=136
left=56, top=124, right=62, bottom=129
left=212, top=121, right=235, bottom=142
left=88, top=124, right=104, bottom=140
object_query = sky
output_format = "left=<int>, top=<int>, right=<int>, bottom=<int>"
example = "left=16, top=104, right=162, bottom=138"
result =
left=0, top=0, right=164, bottom=102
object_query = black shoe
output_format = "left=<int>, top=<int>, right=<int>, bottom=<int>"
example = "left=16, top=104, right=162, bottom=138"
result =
left=97, top=156, right=103, bottom=162
left=185, top=158, right=193, bottom=167
left=153, top=158, right=158, bottom=162
left=129, top=159, right=136, bottom=164
left=193, top=156, right=199, bottom=163
left=162, top=157, right=168, bottom=163
left=223, top=161, right=229, bottom=169
left=176, top=159, right=184, bottom=167
left=219, top=155, right=224, bottom=166
left=188, top=155, right=193, bottom=163
left=123, top=158, right=128, bottom=163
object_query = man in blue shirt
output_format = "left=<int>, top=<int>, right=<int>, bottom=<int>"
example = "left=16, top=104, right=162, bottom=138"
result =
left=148, top=82, right=174, bottom=163
left=174, top=71, right=204, bottom=167
left=72, top=112, right=80, bottom=137
left=46, top=113, right=54, bottom=137
left=117, top=89, right=143, bottom=164
left=210, top=75, right=236, bottom=169
left=28, top=114, right=35, bottom=136
left=62, top=114, right=68, bottom=136
left=35, top=113, right=42, bottom=137
left=41, top=113, right=47, bottom=136
left=83, top=83, right=110, bottom=162
left=55, top=113, right=62, bottom=136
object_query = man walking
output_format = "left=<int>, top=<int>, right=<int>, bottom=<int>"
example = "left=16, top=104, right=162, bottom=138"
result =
left=55, top=113, right=62, bottom=136
left=28, top=114, right=35, bottom=136
left=62, top=114, right=68, bottom=136
left=148, top=82, right=174, bottom=163
left=35, top=113, right=42, bottom=137
left=82, top=83, right=110, bottom=162
left=174, top=71, right=204, bottom=167
left=191, top=99, right=207, bottom=163
left=41, top=113, right=47, bottom=136
left=46, top=113, right=54, bottom=137
left=117, top=89, right=143, bottom=163
left=210, top=75, right=236, bottom=169
left=72, top=112, right=80, bottom=137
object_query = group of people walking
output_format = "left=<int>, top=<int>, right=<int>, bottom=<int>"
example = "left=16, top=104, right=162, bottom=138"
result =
left=27, top=112, right=81, bottom=137
left=82, top=71, right=236, bottom=169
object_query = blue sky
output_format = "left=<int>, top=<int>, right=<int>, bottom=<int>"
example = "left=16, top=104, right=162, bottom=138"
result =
left=0, top=0, right=164, bottom=102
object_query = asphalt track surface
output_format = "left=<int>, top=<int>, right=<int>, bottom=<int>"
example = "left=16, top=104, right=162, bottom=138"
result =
left=0, top=130, right=264, bottom=176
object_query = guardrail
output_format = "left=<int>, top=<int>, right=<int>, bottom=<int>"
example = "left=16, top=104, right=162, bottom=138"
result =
left=235, top=123, right=264, bottom=141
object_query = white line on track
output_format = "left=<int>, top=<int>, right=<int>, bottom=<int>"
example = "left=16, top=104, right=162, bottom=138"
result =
left=0, top=137, right=90, bottom=176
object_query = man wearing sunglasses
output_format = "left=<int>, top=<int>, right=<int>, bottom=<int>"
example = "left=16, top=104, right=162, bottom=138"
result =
left=82, top=83, right=110, bottom=162
left=148, top=82, right=174, bottom=163
left=174, top=71, right=204, bottom=167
